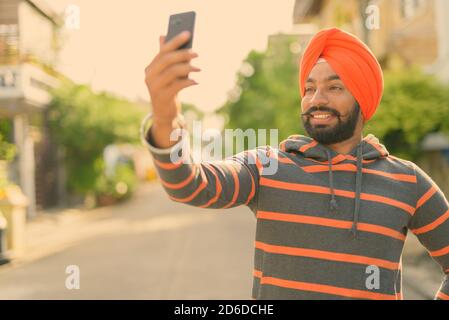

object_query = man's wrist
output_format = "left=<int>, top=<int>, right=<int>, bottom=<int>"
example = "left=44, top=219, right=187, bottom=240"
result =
left=140, top=112, right=186, bottom=155
left=153, top=115, right=178, bottom=127
left=149, top=122, right=181, bottom=149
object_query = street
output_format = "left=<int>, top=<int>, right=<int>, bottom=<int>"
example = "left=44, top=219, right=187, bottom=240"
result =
left=0, top=182, right=443, bottom=299
left=0, top=183, right=256, bottom=299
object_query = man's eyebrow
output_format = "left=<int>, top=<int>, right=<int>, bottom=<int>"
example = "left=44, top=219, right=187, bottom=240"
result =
left=306, top=74, right=341, bottom=83
left=306, top=77, right=315, bottom=83
left=327, top=74, right=341, bottom=81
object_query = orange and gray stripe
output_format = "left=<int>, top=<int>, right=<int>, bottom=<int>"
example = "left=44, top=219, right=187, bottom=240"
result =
left=147, top=133, right=449, bottom=300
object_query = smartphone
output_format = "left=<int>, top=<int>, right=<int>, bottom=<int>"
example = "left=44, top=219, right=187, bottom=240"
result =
left=165, top=11, right=196, bottom=50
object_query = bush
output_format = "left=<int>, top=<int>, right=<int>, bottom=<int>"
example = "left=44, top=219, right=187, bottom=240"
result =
left=0, top=120, right=16, bottom=194
left=48, top=81, right=145, bottom=198
left=366, top=68, right=449, bottom=160
left=94, top=161, right=137, bottom=205
left=0, top=120, right=15, bottom=162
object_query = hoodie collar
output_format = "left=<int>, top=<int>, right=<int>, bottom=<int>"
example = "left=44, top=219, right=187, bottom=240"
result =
left=279, top=134, right=389, bottom=238
left=279, top=133, right=389, bottom=163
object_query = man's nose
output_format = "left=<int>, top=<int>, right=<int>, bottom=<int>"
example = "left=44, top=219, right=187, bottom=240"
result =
left=309, top=89, right=329, bottom=106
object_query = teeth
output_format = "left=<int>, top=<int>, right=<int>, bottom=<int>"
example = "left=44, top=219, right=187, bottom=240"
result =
left=313, top=114, right=331, bottom=119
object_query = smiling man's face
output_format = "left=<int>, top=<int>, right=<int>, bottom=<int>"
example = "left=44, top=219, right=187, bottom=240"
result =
left=301, top=61, right=364, bottom=145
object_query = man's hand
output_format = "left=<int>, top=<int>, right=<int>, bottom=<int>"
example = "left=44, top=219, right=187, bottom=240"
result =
left=144, top=31, right=200, bottom=148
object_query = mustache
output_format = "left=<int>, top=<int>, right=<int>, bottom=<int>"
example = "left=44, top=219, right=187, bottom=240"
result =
left=301, top=106, right=341, bottom=118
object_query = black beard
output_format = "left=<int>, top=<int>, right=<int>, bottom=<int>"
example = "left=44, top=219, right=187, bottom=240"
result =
left=302, top=103, right=361, bottom=145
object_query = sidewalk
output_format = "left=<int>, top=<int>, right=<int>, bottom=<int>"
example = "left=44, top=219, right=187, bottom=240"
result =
left=3, top=183, right=162, bottom=268
left=21, top=207, right=113, bottom=264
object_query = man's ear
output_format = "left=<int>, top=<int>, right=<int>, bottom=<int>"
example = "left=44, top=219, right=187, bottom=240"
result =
left=358, top=107, right=366, bottom=126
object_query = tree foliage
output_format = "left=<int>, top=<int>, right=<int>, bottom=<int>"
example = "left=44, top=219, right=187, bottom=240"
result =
left=47, top=82, right=145, bottom=195
left=218, top=38, right=302, bottom=144
left=367, top=68, right=449, bottom=159
left=0, top=119, right=15, bottom=162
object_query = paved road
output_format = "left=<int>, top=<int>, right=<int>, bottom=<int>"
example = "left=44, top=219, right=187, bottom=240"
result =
left=0, top=182, right=443, bottom=299
left=0, top=183, right=256, bottom=299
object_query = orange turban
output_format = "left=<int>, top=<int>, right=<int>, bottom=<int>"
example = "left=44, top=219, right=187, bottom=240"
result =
left=299, top=28, right=384, bottom=121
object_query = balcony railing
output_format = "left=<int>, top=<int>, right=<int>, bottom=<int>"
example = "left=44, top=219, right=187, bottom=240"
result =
left=0, top=63, right=59, bottom=115
left=0, top=24, right=19, bottom=65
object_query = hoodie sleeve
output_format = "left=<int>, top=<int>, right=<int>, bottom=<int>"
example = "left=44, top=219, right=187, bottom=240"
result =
left=408, top=164, right=449, bottom=300
left=144, top=126, right=261, bottom=212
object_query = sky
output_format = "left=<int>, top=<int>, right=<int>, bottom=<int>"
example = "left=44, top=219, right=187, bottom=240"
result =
left=47, top=0, right=296, bottom=113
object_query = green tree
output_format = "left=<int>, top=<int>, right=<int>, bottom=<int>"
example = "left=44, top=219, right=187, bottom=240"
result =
left=47, top=82, right=145, bottom=195
left=217, top=34, right=302, bottom=150
left=0, top=119, right=15, bottom=162
left=0, top=119, right=15, bottom=191
left=367, top=68, right=449, bottom=160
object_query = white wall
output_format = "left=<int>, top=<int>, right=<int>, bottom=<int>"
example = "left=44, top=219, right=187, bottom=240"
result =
left=434, top=0, right=449, bottom=81
left=18, top=1, right=56, bottom=66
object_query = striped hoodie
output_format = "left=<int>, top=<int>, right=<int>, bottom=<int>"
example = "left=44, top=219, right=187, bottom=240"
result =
left=145, top=130, right=449, bottom=300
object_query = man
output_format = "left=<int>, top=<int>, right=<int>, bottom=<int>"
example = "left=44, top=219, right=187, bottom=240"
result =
left=143, top=27, right=449, bottom=300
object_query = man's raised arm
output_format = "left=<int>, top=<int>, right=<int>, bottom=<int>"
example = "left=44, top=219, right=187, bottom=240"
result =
left=143, top=32, right=261, bottom=211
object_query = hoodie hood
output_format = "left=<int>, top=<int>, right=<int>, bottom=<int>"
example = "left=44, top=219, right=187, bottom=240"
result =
left=279, top=134, right=389, bottom=162
left=279, top=134, right=389, bottom=238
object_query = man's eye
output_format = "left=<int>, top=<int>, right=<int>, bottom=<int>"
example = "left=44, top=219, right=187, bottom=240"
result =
left=305, top=87, right=315, bottom=93
left=330, top=86, right=342, bottom=91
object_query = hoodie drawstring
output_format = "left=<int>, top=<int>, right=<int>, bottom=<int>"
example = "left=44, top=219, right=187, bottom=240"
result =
left=351, top=144, right=363, bottom=237
left=326, top=145, right=363, bottom=238
left=326, top=150, right=338, bottom=214
left=280, top=135, right=388, bottom=239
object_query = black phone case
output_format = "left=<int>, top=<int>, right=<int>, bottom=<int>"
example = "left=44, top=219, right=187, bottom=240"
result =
left=166, top=11, right=196, bottom=50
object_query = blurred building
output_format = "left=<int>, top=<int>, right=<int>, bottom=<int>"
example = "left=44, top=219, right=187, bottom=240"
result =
left=431, top=0, right=449, bottom=82
left=292, top=0, right=449, bottom=80
left=0, top=0, right=63, bottom=217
